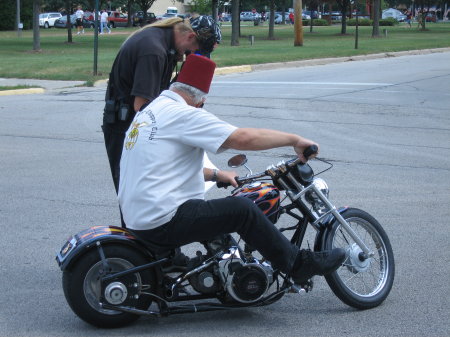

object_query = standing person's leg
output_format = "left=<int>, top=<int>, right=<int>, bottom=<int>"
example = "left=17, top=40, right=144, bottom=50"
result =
left=100, top=21, right=104, bottom=34
left=102, top=120, right=130, bottom=228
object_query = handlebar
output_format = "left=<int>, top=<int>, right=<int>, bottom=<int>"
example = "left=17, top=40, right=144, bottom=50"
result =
left=216, top=145, right=318, bottom=189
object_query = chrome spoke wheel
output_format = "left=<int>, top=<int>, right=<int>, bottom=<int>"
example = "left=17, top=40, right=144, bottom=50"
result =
left=324, top=208, right=394, bottom=309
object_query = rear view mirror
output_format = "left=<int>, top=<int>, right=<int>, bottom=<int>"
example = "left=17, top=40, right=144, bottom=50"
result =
left=228, top=154, right=247, bottom=168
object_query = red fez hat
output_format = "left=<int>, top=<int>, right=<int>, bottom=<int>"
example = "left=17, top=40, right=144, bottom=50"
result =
left=176, top=54, right=216, bottom=93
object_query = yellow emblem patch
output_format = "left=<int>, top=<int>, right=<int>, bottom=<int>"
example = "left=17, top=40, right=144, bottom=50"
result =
left=125, top=121, right=148, bottom=150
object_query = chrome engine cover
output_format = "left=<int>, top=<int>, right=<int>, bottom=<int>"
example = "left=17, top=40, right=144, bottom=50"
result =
left=218, top=247, right=273, bottom=303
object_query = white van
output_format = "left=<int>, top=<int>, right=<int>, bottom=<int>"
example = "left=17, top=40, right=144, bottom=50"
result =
left=167, top=7, right=178, bottom=14
left=39, top=12, right=62, bottom=28
left=382, top=8, right=406, bottom=22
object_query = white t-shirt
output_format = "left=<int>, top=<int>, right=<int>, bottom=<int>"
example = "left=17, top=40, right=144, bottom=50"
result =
left=101, top=12, right=108, bottom=22
left=75, top=9, right=84, bottom=19
left=118, top=90, right=237, bottom=230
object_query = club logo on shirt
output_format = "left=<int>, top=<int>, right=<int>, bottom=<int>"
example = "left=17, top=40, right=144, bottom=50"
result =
left=125, top=121, right=148, bottom=150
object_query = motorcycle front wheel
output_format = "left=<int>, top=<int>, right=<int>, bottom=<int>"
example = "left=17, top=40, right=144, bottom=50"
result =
left=62, top=245, right=156, bottom=328
left=323, top=208, right=395, bottom=309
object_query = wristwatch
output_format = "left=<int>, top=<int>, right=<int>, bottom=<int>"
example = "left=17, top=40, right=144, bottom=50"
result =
left=211, top=169, right=219, bottom=182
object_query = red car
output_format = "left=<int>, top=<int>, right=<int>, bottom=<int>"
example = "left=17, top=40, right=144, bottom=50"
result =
left=425, top=13, right=437, bottom=22
left=108, top=11, right=128, bottom=27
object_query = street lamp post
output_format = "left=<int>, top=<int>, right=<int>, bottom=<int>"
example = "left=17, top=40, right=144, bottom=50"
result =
left=16, top=0, right=22, bottom=37
left=354, top=0, right=359, bottom=49
left=93, top=0, right=99, bottom=75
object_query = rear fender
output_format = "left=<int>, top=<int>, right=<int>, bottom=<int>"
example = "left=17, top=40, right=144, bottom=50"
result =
left=56, top=226, right=153, bottom=271
left=314, top=207, right=349, bottom=252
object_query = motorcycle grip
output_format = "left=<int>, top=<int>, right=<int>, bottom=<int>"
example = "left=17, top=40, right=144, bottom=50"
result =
left=303, top=144, right=318, bottom=160
left=216, top=181, right=231, bottom=188
left=216, top=176, right=240, bottom=189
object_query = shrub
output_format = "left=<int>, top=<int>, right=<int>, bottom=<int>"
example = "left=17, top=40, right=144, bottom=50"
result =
left=303, top=19, right=329, bottom=26
left=347, top=18, right=373, bottom=26
left=379, top=18, right=399, bottom=26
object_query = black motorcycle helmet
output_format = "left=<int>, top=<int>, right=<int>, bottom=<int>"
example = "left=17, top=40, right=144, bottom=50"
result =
left=190, top=15, right=222, bottom=56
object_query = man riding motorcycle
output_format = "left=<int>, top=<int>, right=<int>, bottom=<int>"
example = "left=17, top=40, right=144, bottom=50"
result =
left=118, top=54, right=346, bottom=284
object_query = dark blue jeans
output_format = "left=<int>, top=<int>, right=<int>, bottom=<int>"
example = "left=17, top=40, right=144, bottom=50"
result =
left=132, top=197, right=298, bottom=274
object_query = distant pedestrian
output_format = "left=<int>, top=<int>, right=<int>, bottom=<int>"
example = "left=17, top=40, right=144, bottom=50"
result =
left=289, top=12, right=294, bottom=24
left=100, top=10, right=111, bottom=34
left=75, top=6, right=85, bottom=35
left=406, top=11, right=412, bottom=27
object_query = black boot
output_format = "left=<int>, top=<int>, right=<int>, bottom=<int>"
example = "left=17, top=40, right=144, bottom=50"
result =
left=291, top=248, right=346, bottom=285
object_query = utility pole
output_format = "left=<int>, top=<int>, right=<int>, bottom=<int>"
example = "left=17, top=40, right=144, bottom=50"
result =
left=354, top=0, right=359, bottom=49
left=93, top=0, right=99, bottom=75
left=16, top=0, right=22, bottom=37
left=294, top=0, right=303, bottom=46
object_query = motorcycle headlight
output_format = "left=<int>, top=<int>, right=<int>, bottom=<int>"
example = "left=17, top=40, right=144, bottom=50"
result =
left=312, top=178, right=329, bottom=198
left=305, top=177, right=329, bottom=205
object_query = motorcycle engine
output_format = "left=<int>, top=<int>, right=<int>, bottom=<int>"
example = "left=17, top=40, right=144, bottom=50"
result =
left=218, top=247, right=273, bottom=303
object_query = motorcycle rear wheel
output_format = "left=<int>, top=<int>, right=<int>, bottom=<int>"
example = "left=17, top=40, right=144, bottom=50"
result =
left=323, top=208, right=395, bottom=309
left=62, top=245, right=156, bottom=328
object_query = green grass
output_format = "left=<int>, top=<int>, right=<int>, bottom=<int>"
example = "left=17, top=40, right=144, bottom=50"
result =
left=0, top=22, right=449, bottom=82
left=0, top=84, right=40, bottom=90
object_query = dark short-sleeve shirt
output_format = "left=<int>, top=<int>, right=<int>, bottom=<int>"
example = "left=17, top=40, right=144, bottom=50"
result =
left=107, top=27, right=177, bottom=115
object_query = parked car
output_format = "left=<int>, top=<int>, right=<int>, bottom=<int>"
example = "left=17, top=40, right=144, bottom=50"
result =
left=270, top=12, right=310, bottom=23
left=303, top=10, right=319, bottom=19
left=322, top=12, right=342, bottom=20
left=108, top=11, right=128, bottom=28
left=156, top=13, right=177, bottom=20
left=240, top=12, right=261, bottom=21
left=39, top=12, right=62, bottom=28
left=132, top=11, right=156, bottom=26
left=54, top=14, right=95, bottom=29
left=425, top=12, right=437, bottom=22
left=382, top=8, right=406, bottom=22
left=155, top=13, right=186, bottom=21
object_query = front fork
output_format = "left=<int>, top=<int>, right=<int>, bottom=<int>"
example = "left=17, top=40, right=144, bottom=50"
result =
left=289, top=184, right=374, bottom=258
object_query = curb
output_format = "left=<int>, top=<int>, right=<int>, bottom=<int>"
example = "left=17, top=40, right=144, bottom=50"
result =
left=244, top=47, right=450, bottom=72
left=0, top=87, right=45, bottom=96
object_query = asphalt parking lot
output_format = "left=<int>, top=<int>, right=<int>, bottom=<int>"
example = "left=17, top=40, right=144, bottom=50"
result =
left=0, top=50, right=449, bottom=337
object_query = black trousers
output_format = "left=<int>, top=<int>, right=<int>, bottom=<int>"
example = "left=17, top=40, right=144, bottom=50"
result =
left=132, top=197, right=298, bottom=274
left=102, top=120, right=132, bottom=228
left=102, top=121, right=130, bottom=193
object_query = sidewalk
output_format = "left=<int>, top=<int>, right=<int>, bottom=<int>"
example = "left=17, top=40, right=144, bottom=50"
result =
left=1, top=47, right=449, bottom=96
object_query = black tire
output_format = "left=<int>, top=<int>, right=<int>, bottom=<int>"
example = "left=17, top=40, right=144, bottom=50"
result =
left=110, top=22, right=115, bottom=28
left=44, top=22, right=49, bottom=29
left=62, top=245, right=156, bottom=328
left=323, top=208, right=395, bottom=309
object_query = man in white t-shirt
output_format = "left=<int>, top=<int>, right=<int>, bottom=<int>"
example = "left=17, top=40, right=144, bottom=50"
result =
left=118, top=54, right=345, bottom=285
left=100, top=10, right=111, bottom=34
left=75, top=6, right=84, bottom=35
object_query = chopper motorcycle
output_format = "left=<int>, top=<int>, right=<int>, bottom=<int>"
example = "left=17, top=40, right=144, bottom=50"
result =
left=56, top=146, right=395, bottom=328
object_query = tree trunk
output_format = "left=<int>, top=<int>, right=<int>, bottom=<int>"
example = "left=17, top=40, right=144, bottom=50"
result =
left=212, top=0, right=219, bottom=21
left=66, top=0, right=72, bottom=43
left=127, top=2, right=132, bottom=27
left=231, top=0, right=239, bottom=46
left=294, top=0, right=303, bottom=46
left=33, top=0, right=41, bottom=51
left=340, top=0, right=348, bottom=34
left=372, top=0, right=380, bottom=37
left=268, top=0, right=275, bottom=40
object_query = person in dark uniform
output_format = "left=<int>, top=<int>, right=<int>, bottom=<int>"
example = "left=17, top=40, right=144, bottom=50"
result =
left=102, top=16, right=221, bottom=234
left=103, top=16, right=220, bottom=195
